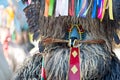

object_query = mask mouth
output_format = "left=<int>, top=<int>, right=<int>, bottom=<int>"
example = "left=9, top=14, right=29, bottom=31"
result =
left=113, top=0, right=120, bottom=21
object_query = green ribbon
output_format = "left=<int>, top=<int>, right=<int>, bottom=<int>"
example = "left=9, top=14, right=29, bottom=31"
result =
left=48, top=0, right=55, bottom=16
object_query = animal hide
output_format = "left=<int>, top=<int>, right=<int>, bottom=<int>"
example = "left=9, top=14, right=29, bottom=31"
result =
left=12, top=0, right=120, bottom=80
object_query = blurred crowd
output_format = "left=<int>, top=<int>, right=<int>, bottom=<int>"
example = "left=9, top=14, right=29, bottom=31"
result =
left=0, top=0, right=39, bottom=80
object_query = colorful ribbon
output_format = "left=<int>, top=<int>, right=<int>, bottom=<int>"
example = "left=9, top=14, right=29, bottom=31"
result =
left=55, top=0, right=60, bottom=17
left=108, top=0, right=114, bottom=20
left=44, top=0, right=50, bottom=17
left=97, top=0, right=103, bottom=19
left=75, top=0, right=82, bottom=17
left=60, top=0, right=69, bottom=16
left=48, top=0, right=55, bottom=16
left=41, top=56, right=46, bottom=80
left=78, top=0, right=87, bottom=17
left=92, top=0, right=97, bottom=18
left=55, top=0, right=68, bottom=17
left=69, top=0, right=75, bottom=16
left=82, top=0, right=92, bottom=18
left=100, top=0, right=107, bottom=21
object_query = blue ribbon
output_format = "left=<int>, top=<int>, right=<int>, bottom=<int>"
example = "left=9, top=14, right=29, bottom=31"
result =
left=75, top=0, right=82, bottom=17
left=81, top=6, right=87, bottom=18
left=76, top=0, right=84, bottom=17
left=78, top=0, right=87, bottom=17
left=92, top=0, right=97, bottom=18
left=97, top=0, right=103, bottom=19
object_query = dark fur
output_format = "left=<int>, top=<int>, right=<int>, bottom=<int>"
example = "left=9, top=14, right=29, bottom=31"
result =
left=12, top=1, right=120, bottom=80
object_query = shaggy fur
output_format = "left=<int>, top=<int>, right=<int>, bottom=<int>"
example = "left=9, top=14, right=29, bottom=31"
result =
left=13, top=0, right=120, bottom=80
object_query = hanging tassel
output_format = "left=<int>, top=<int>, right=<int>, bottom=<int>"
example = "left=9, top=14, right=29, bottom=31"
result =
left=44, top=0, right=50, bottom=17
left=69, top=0, right=75, bottom=16
left=108, top=0, right=114, bottom=20
left=48, top=0, right=55, bottom=16
left=92, top=0, right=97, bottom=18
left=41, top=56, right=46, bottom=80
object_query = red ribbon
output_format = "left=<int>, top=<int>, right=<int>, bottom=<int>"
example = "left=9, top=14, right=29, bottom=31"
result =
left=69, top=0, right=75, bottom=16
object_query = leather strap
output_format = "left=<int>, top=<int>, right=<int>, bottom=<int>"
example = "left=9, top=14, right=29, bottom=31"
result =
left=41, top=37, right=105, bottom=46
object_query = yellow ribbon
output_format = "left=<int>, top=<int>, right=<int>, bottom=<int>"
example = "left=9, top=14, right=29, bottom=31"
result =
left=108, top=0, right=114, bottom=20
left=100, top=0, right=107, bottom=21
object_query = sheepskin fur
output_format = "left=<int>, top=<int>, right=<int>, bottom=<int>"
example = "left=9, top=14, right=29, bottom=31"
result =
left=12, top=0, right=120, bottom=80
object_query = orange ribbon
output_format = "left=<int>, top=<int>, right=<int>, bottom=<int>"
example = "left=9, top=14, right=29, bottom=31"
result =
left=44, top=0, right=50, bottom=17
